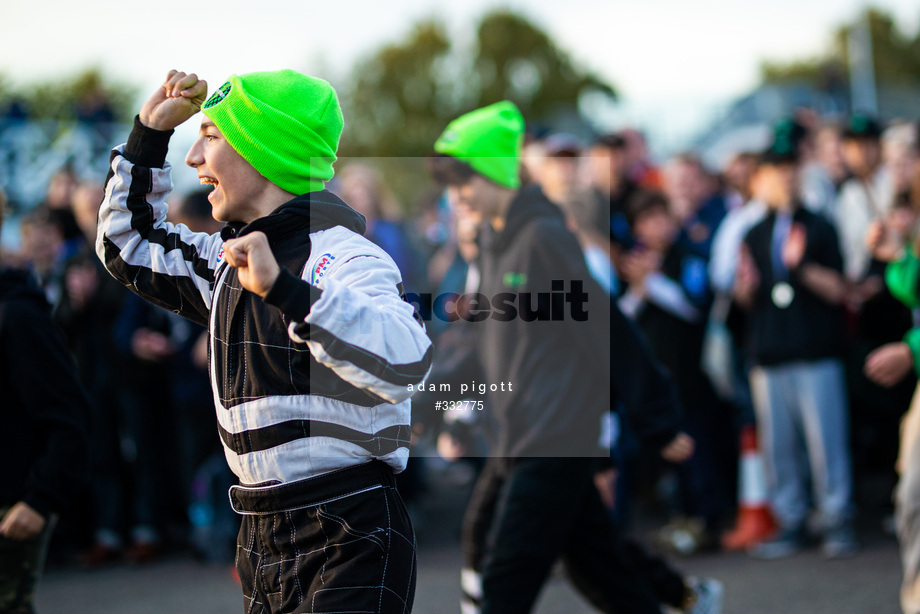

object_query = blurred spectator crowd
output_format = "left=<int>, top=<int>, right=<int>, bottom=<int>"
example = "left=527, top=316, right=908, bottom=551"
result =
left=1, top=109, right=917, bottom=568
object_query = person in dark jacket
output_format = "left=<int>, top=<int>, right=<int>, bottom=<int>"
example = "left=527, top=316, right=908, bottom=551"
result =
left=735, top=143, right=857, bottom=559
left=55, top=183, right=136, bottom=565
left=588, top=132, right=646, bottom=257
left=96, top=69, right=431, bottom=614
left=0, top=189, right=91, bottom=613
left=619, top=191, right=737, bottom=552
left=424, top=101, right=720, bottom=614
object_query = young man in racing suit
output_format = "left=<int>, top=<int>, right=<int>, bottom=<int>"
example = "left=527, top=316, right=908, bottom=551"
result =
left=97, top=69, right=431, bottom=613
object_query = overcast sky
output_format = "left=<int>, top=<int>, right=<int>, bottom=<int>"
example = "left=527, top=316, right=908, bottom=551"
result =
left=4, top=0, right=919, bottom=148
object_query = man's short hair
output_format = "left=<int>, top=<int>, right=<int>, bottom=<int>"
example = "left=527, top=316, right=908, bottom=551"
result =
left=427, top=154, right=478, bottom=187
left=669, top=152, right=706, bottom=172
left=757, top=150, right=798, bottom=167
left=22, top=205, right=63, bottom=232
left=593, top=133, right=627, bottom=151
left=626, top=190, right=669, bottom=228
left=732, top=151, right=761, bottom=166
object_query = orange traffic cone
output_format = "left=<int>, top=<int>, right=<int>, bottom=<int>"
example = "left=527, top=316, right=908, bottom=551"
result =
left=721, top=424, right=777, bottom=551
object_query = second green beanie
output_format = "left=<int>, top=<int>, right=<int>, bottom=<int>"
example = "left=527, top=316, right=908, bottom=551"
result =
left=202, top=69, right=343, bottom=195
left=434, top=101, right=525, bottom=189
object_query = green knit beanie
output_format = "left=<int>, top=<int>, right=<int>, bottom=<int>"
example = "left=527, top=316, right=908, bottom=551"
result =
left=434, top=101, right=524, bottom=189
left=201, top=69, right=343, bottom=195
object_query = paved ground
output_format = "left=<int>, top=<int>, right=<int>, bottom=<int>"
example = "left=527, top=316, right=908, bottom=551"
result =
left=33, top=533, right=902, bottom=613
left=33, top=464, right=904, bottom=613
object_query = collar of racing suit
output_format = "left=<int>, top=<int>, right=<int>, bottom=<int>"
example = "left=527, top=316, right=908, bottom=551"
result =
left=219, top=189, right=367, bottom=242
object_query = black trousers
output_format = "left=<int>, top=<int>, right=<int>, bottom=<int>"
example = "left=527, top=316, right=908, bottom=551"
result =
left=232, top=461, right=417, bottom=614
left=462, top=457, right=686, bottom=614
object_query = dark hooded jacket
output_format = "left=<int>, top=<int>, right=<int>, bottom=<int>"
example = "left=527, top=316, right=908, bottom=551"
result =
left=468, top=186, right=680, bottom=458
left=0, top=268, right=90, bottom=517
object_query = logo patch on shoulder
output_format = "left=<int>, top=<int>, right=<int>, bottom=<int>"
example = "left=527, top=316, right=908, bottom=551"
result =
left=216, top=246, right=225, bottom=266
left=312, top=253, right=336, bottom=284
left=203, top=81, right=232, bottom=109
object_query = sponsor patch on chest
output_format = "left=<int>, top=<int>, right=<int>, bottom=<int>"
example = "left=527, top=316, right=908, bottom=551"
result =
left=311, top=253, right=336, bottom=284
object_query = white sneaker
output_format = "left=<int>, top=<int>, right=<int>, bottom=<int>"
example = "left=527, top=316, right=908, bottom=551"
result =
left=684, top=576, right=723, bottom=614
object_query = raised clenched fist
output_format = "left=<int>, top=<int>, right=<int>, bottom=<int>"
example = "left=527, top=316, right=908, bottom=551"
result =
left=139, top=70, right=208, bottom=132
left=223, top=232, right=281, bottom=297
